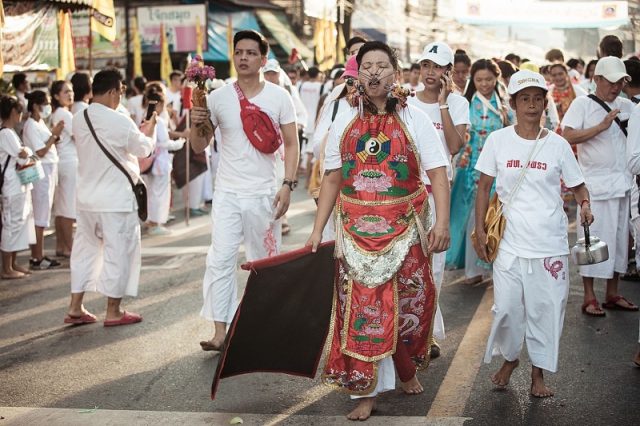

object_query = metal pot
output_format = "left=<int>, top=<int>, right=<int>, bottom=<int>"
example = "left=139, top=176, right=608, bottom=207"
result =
left=571, top=224, right=609, bottom=265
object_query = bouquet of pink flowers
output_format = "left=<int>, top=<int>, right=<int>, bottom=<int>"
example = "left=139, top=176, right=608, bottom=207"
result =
left=185, top=55, right=216, bottom=137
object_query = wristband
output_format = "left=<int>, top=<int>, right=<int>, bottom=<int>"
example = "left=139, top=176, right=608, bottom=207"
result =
left=282, top=179, right=298, bottom=191
left=439, top=104, right=449, bottom=110
left=580, top=199, right=590, bottom=208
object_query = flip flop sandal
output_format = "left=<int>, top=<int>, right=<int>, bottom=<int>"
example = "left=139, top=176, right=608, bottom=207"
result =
left=64, top=312, right=97, bottom=325
left=103, top=311, right=143, bottom=327
left=581, top=299, right=605, bottom=316
left=602, top=295, right=639, bottom=311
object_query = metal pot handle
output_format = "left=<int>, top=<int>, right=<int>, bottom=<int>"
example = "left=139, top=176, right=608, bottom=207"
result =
left=583, top=224, right=591, bottom=249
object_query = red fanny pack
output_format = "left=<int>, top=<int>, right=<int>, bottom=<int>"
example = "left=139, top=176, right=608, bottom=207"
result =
left=234, top=82, right=283, bottom=154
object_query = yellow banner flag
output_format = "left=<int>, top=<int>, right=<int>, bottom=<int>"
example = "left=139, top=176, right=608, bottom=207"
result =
left=227, top=15, right=236, bottom=78
left=131, top=16, right=142, bottom=77
left=337, top=23, right=346, bottom=65
left=160, top=23, right=173, bottom=84
left=57, top=10, right=76, bottom=80
left=91, top=0, right=116, bottom=42
left=195, top=16, right=203, bottom=58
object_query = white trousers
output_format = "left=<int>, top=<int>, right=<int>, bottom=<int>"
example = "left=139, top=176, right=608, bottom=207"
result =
left=143, top=173, right=171, bottom=224
left=200, top=190, right=281, bottom=323
left=465, top=212, right=487, bottom=279
left=351, top=357, right=395, bottom=399
left=53, top=159, right=77, bottom=220
left=630, top=184, right=640, bottom=266
left=32, top=162, right=57, bottom=228
left=1, top=192, right=35, bottom=252
left=184, top=173, right=205, bottom=210
left=484, top=250, right=570, bottom=372
left=578, top=196, right=629, bottom=279
left=429, top=194, right=446, bottom=340
left=71, top=210, right=141, bottom=298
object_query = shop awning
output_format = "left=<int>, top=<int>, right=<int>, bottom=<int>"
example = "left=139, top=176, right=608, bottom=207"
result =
left=203, top=10, right=263, bottom=62
left=255, top=9, right=312, bottom=60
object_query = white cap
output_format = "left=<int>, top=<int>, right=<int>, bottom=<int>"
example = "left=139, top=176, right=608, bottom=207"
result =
left=594, top=56, right=631, bottom=83
left=263, top=58, right=281, bottom=74
left=507, top=69, right=548, bottom=95
left=418, top=42, right=454, bottom=66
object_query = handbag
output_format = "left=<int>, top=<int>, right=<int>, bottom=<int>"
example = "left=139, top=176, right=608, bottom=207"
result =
left=472, top=128, right=547, bottom=262
left=233, top=82, right=283, bottom=154
left=83, top=109, right=148, bottom=221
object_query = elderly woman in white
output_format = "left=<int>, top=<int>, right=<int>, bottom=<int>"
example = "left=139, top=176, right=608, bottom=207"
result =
left=473, top=70, right=593, bottom=398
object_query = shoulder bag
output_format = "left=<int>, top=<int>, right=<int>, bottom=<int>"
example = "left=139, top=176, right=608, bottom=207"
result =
left=588, top=94, right=628, bottom=136
left=472, top=128, right=547, bottom=262
left=83, top=109, right=148, bottom=221
left=234, top=82, right=283, bottom=154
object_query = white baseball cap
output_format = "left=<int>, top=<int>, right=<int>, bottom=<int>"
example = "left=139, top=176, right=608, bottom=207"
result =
left=594, top=56, right=630, bottom=83
left=263, top=58, right=281, bottom=74
left=418, top=42, right=454, bottom=66
left=507, top=70, right=548, bottom=95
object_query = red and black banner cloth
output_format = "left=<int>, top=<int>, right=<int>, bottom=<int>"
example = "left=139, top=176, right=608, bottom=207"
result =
left=211, top=242, right=336, bottom=399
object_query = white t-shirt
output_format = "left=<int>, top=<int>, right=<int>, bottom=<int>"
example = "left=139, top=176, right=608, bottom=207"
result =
left=403, top=82, right=425, bottom=92
left=22, top=118, right=58, bottom=164
left=475, top=126, right=585, bottom=258
left=0, top=128, right=33, bottom=197
left=407, top=93, right=470, bottom=182
left=166, top=89, right=182, bottom=116
left=127, top=94, right=145, bottom=126
left=72, top=103, right=155, bottom=212
left=71, top=101, right=89, bottom=116
left=561, top=95, right=634, bottom=200
left=207, top=81, right=296, bottom=196
left=298, top=81, right=323, bottom=135
left=324, top=105, right=449, bottom=175
left=51, top=107, right=76, bottom=163
left=627, top=103, right=640, bottom=175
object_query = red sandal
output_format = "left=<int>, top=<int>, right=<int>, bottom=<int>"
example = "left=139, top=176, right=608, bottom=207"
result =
left=581, top=299, right=605, bottom=316
left=602, top=295, right=639, bottom=311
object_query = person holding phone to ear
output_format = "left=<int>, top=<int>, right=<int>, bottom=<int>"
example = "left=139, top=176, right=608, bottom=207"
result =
left=408, top=41, right=470, bottom=358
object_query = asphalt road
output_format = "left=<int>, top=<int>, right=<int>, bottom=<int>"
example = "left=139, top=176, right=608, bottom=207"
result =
left=1, top=187, right=639, bottom=426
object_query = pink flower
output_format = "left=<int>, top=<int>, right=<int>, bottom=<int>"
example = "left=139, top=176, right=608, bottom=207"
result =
left=353, top=170, right=392, bottom=193
left=355, top=215, right=391, bottom=235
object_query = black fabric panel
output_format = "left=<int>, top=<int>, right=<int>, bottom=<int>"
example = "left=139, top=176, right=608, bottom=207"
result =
left=212, top=243, right=335, bottom=399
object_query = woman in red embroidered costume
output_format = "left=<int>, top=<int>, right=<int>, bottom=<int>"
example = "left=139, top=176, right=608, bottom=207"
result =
left=306, top=41, right=450, bottom=421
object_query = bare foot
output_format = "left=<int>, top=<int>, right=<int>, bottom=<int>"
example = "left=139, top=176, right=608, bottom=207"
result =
left=12, top=264, right=31, bottom=275
left=491, top=359, right=520, bottom=388
left=400, top=375, right=424, bottom=394
left=347, top=397, right=376, bottom=421
left=1, top=270, right=25, bottom=279
left=199, top=338, right=225, bottom=351
left=530, top=366, right=554, bottom=398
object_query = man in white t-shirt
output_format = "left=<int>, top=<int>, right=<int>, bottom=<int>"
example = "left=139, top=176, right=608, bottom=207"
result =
left=562, top=56, right=639, bottom=316
left=66, top=68, right=156, bottom=326
left=407, top=41, right=470, bottom=357
left=402, top=63, right=425, bottom=92
left=190, top=30, right=299, bottom=352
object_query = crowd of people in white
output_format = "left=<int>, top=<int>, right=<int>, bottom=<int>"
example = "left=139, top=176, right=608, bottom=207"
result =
left=1, top=29, right=639, bottom=415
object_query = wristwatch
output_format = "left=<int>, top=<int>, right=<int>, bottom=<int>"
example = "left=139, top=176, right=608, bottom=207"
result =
left=282, top=179, right=298, bottom=191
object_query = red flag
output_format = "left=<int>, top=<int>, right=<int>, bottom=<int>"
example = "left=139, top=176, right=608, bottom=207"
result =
left=288, top=47, right=299, bottom=64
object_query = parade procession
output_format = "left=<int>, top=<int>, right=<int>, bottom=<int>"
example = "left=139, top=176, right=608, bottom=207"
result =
left=1, top=1, right=640, bottom=425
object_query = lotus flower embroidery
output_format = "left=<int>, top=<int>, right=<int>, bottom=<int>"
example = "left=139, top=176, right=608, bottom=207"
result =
left=354, top=215, right=392, bottom=235
left=353, top=170, right=392, bottom=193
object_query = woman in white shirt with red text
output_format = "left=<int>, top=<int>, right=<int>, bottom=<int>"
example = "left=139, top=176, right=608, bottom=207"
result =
left=473, top=71, right=593, bottom=398
left=22, top=91, right=64, bottom=270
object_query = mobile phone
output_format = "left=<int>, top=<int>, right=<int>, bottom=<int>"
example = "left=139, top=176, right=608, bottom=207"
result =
left=145, top=100, right=158, bottom=121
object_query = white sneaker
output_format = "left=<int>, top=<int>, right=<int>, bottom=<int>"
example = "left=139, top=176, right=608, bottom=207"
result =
left=147, top=226, right=171, bottom=236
